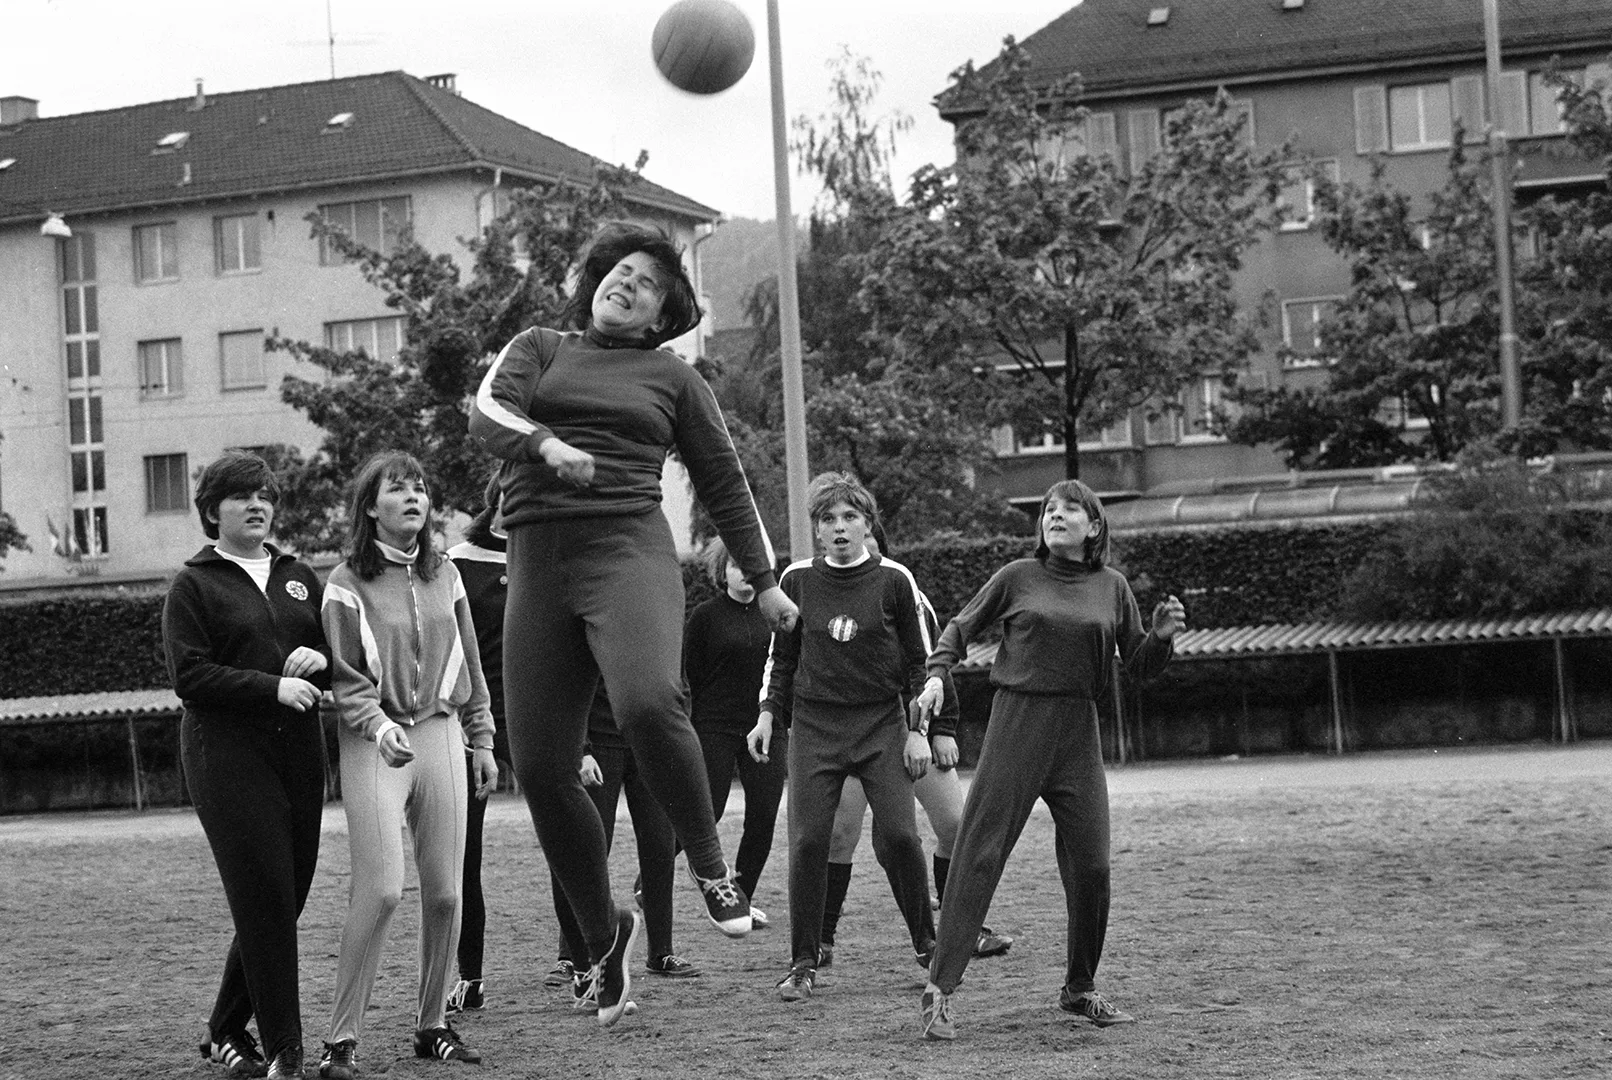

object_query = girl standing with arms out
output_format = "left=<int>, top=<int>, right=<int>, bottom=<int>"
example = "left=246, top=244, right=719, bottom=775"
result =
left=470, top=221, right=796, bottom=1027
left=916, top=480, right=1185, bottom=1042
left=683, top=537, right=788, bottom=929
left=165, top=451, right=329, bottom=1080
left=318, top=452, right=497, bottom=1079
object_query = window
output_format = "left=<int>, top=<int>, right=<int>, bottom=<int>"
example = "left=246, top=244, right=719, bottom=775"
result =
left=73, top=507, right=110, bottom=558
left=134, top=222, right=179, bottom=282
left=1180, top=378, right=1226, bottom=442
left=1277, top=160, right=1338, bottom=231
left=138, top=339, right=184, bottom=397
left=318, top=197, right=411, bottom=264
left=220, top=330, right=266, bottom=390
left=1077, top=414, right=1132, bottom=450
left=325, top=316, right=405, bottom=361
left=1527, top=69, right=1581, bottom=137
left=1041, top=112, right=1121, bottom=177
left=1281, top=298, right=1340, bottom=367
left=214, top=214, right=261, bottom=274
left=1388, top=82, right=1452, bottom=151
left=1127, top=109, right=1161, bottom=168
left=1143, top=397, right=1182, bottom=444
left=144, top=454, right=190, bottom=513
left=59, top=233, right=99, bottom=380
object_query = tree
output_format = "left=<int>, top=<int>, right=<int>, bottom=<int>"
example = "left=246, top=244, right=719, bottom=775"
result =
left=859, top=38, right=1288, bottom=480
left=265, top=163, right=644, bottom=551
left=0, top=434, right=29, bottom=570
left=1225, top=145, right=1504, bottom=468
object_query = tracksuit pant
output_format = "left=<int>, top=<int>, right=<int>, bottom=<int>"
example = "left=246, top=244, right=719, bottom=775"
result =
left=328, top=715, right=468, bottom=1043
left=786, top=699, right=934, bottom=969
left=930, top=691, right=1111, bottom=996
left=502, top=511, right=727, bottom=961
left=552, top=741, right=679, bottom=965
left=698, top=728, right=789, bottom=902
left=183, top=711, right=325, bottom=1060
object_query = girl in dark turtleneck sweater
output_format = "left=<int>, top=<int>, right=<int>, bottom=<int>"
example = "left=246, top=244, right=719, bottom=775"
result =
left=915, top=480, right=1186, bottom=1042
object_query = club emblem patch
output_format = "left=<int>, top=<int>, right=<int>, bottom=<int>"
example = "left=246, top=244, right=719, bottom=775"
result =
left=285, top=580, right=309, bottom=601
left=827, top=615, right=858, bottom=642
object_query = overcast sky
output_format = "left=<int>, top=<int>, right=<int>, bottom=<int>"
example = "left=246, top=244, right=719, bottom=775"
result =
left=6, top=0, right=1077, bottom=220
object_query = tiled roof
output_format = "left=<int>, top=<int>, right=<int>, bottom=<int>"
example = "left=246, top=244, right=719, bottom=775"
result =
left=953, top=609, right=1612, bottom=670
left=0, top=688, right=181, bottom=725
left=0, top=71, right=717, bottom=225
left=941, top=0, right=1612, bottom=111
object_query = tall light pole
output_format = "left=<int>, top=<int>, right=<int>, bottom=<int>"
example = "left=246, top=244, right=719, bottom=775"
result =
left=1482, top=0, right=1523, bottom=430
left=766, top=0, right=812, bottom=559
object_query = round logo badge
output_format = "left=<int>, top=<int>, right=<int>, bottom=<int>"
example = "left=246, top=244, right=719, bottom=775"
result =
left=827, top=614, right=858, bottom=642
left=285, top=580, right=309, bottom=601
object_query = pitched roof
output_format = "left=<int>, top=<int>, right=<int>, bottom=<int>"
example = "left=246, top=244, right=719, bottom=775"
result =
left=941, top=0, right=1612, bottom=113
left=0, top=688, right=181, bottom=726
left=0, top=71, right=717, bottom=226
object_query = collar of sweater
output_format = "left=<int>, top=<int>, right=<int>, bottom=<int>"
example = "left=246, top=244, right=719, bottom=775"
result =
left=584, top=325, right=657, bottom=351
left=374, top=539, right=419, bottom=565
left=1042, top=552, right=1095, bottom=581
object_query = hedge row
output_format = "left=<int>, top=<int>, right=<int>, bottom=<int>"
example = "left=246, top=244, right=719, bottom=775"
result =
left=1, top=524, right=1391, bottom=698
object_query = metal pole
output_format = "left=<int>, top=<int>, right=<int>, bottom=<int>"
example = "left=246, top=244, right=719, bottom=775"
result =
left=1328, top=650, right=1345, bottom=755
left=1482, top=0, right=1523, bottom=429
left=766, top=0, right=813, bottom=560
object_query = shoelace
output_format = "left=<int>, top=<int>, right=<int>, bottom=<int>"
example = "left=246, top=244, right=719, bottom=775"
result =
left=701, top=874, right=744, bottom=909
left=924, top=992, right=954, bottom=1030
left=1078, top=991, right=1116, bottom=1017
left=446, top=980, right=469, bottom=1010
left=574, top=969, right=600, bottom=1010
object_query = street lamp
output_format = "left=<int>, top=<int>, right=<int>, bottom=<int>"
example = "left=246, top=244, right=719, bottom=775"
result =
left=1481, top=0, right=1523, bottom=430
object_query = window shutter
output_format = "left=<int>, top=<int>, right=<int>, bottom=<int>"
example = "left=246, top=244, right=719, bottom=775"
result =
left=1589, top=62, right=1612, bottom=93
left=1231, top=98, right=1256, bottom=146
left=1354, top=85, right=1388, bottom=153
left=1127, top=109, right=1160, bottom=169
left=1450, top=75, right=1486, bottom=142
left=1496, top=70, right=1526, bottom=136
left=1089, top=111, right=1121, bottom=171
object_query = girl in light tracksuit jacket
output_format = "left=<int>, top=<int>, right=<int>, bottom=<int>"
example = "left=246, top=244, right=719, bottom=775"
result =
left=317, top=451, right=497, bottom=1080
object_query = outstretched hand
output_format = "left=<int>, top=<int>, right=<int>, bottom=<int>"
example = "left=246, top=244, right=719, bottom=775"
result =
left=1152, top=594, right=1187, bottom=640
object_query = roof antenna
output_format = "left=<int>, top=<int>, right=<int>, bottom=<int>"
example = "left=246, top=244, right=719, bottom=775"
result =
left=326, top=0, right=337, bottom=79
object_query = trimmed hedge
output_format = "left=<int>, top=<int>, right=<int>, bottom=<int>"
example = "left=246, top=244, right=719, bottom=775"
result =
left=0, top=592, right=168, bottom=697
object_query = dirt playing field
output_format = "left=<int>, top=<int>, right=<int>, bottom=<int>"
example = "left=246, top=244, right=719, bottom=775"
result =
left=3, top=743, right=1609, bottom=1079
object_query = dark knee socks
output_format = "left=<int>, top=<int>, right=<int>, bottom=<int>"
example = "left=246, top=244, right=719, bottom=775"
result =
left=820, top=861, right=854, bottom=945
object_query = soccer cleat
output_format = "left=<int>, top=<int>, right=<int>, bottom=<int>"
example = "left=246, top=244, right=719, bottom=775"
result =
left=446, top=977, right=484, bottom=1013
left=645, top=953, right=702, bottom=978
left=265, top=1045, right=304, bottom=1080
left=920, top=984, right=957, bottom=1041
left=816, top=943, right=834, bottom=968
left=592, top=907, right=641, bottom=1027
left=413, top=1025, right=482, bottom=1065
left=688, top=864, right=752, bottom=936
left=749, top=905, right=771, bottom=929
left=1059, top=988, right=1136, bottom=1027
left=544, top=958, right=576, bottom=988
left=974, top=926, right=1014, bottom=958
left=201, top=1031, right=268, bottom=1078
left=776, top=963, right=816, bottom=1002
left=317, top=1040, right=357, bottom=1080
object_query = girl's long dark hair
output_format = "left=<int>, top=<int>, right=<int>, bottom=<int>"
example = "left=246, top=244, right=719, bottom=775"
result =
left=560, top=221, right=703, bottom=348
left=1033, top=479, right=1110, bottom=570
left=463, top=468, right=502, bottom=549
left=345, top=450, right=441, bottom=581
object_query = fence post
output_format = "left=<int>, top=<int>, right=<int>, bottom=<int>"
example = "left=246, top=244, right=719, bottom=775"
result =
left=1327, top=650, right=1345, bottom=755
left=1553, top=637, right=1575, bottom=743
left=126, top=716, right=145, bottom=812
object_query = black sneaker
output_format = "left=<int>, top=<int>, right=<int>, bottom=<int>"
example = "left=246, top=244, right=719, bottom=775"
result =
left=201, top=1031, right=268, bottom=1078
left=413, top=1025, right=481, bottom=1064
left=446, top=978, right=484, bottom=1013
left=265, top=1045, right=304, bottom=1080
left=317, top=1040, right=356, bottom=1080
left=975, top=926, right=1014, bottom=957
left=688, top=864, right=752, bottom=936
left=776, top=963, right=816, bottom=1002
left=646, top=953, right=702, bottom=978
left=572, top=969, right=637, bottom=1017
left=544, top=958, right=576, bottom=988
left=593, top=907, right=641, bottom=1027
left=1059, top=987, right=1136, bottom=1026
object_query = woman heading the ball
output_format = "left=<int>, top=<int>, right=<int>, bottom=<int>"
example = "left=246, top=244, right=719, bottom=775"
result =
left=915, top=479, right=1185, bottom=1042
left=469, top=220, right=797, bottom=1026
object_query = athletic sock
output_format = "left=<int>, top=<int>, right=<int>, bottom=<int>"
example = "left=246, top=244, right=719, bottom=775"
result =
left=820, top=861, right=853, bottom=945
left=932, top=855, right=950, bottom=908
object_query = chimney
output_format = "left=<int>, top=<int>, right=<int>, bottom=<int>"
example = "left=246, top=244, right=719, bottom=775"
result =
left=190, top=79, right=206, bottom=111
left=425, top=73, right=458, bottom=95
left=1, top=96, right=39, bottom=125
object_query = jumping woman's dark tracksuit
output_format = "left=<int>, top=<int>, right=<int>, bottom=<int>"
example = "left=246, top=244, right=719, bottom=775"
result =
left=761, top=552, right=937, bottom=970
left=470, top=325, right=777, bottom=960
left=446, top=538, right=511, bottom=986
left=925, top=554, right=1172, bottom=997
left=683, top=591, right=787, bottom=903
left=164, top=545, right=330, bottom=1061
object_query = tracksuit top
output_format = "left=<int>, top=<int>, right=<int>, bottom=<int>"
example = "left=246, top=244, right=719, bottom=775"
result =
left=163, top=544, right=331, bottom=730
left=683, top=591, right=774, bottom=739
left=760, top=554, right=931, bottom=722
left=928, top=555, right=1173, bottom=699
left=469, top=325, right=777, bottom=591
left=322, top=544, right=495, bottom=748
